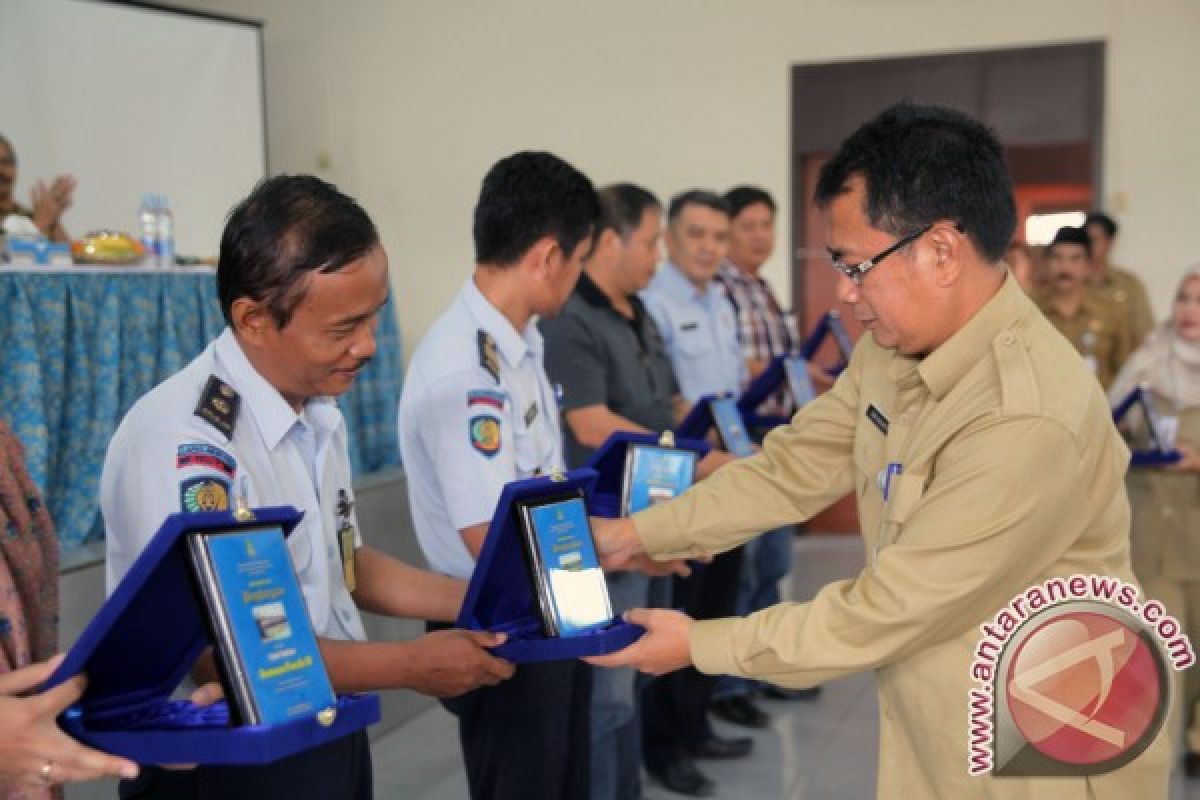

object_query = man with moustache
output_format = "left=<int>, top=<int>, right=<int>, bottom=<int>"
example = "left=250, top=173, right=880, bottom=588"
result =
left=540, top=184, right=733, bottom=799
left=1037, top=225, right=1134, bottom=389
left=103, top=175, right=514, bottom=800
left=1085, top=211, right=1155, bottom=345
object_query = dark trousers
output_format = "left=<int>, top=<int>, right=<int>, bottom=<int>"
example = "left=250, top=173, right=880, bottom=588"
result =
left=641, top=546, right=744, bottom=771
left=430, top=623, right=592, bottom=800
left=118, top=730, right=372, bottom=800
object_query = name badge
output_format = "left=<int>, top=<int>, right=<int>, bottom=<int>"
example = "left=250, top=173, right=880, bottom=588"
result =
left=339, top=524, right=357, bottom=593
left=866, top=404, right=889, bottom=435
left=336, top=489, right=357, bottom=593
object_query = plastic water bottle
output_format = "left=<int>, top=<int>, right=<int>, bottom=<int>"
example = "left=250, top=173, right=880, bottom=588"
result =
left=138, top=193, right=160, bottom=267
left=156, top=195, right=175, bottom=268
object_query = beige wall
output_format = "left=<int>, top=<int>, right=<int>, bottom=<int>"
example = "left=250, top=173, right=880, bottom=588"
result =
left=177, top=0, right=1200, bottom=355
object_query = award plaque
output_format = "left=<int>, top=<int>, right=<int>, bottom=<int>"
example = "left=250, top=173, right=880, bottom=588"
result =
left=1113, top=385, right=1183, bottom=466
left=783, top=356, right=817, bottom=408
left=710, top=395, right=755, bottom=457
left=515, top=490, right=614, bottom=638
left=620, top=442, right=697, bottom=516
left=456, top=470, right=644, bottom=662
left=42, top=507, right=379, bottom=765
left=188, top=526, right=336, bottom=726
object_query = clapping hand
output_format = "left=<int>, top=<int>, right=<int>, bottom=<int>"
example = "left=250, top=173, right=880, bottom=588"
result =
left=30, top=174, right=76, bottom=236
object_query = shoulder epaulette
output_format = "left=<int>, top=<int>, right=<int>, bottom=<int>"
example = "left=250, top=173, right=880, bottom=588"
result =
left=991, top=329, right=1038, bottom=415
left=194, top=374, right=241, bottom=440
left=477, top=330, right=500, bottom=384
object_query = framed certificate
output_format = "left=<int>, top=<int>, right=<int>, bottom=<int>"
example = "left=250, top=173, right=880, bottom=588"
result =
left=621, top=444, right=697, bottom=516
left=783, top=356, right=817, bottom=408
left=515, top=491, right=614, bottom=638
left=188, top=526, right=336, bottom=726
left=710, top=396, right=755, bottom=457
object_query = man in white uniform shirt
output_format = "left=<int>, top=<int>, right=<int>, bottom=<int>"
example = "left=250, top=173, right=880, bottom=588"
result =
left=399, top=152, right=601, bottom=800
left=103, top=175, right=513, bottom=800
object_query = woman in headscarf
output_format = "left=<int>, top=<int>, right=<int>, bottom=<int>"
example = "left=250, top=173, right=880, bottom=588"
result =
left=1109, top=263, right=1200, bottom=774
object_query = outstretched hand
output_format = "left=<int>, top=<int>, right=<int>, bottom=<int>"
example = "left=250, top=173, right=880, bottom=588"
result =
left=584, top=608, right=694, bottom=675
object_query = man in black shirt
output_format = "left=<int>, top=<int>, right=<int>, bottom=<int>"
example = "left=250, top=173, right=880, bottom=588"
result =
left=541, top=184, right=737, bottom=799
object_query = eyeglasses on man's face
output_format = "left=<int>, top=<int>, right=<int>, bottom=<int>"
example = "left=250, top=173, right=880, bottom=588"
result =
left=828, top=223, right=949, bottom=286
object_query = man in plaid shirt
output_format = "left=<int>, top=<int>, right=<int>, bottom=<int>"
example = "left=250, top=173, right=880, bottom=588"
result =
left=714, top=187, right=797, bottom=418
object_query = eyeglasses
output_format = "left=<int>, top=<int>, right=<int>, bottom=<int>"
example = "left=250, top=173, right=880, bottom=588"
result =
left=828, top=224, right=935, bottom=286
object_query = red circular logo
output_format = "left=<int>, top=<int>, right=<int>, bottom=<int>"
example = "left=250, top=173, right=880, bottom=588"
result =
left=1005, top=610, right=1164, bottom=767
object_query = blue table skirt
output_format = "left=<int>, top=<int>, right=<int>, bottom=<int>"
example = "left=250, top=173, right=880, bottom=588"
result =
left=0, top=269, right=403, bottom=552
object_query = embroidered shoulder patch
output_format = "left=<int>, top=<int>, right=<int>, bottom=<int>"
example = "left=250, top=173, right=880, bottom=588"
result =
left=469, top=414, right=502, bottom=457
left=180, top=476, right=231, bottom=513
left=176, top=443, right=237, bottom=476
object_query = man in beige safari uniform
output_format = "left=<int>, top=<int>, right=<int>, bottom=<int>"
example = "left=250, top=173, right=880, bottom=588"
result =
left=590, top=103, right=1171, bottom=798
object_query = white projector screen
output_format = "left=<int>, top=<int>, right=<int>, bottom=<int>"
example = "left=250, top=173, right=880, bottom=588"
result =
left=0, top=0, right=266, bottom=257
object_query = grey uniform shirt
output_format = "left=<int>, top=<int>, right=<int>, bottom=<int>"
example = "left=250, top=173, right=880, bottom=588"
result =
left=540, top=272, right=679, bottom=468
left=101, top=328, right=367, bottom=641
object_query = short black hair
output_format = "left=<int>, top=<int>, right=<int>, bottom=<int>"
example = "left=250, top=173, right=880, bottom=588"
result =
left=597, top=183, right=661, bottom=240
left=724, top=186, right=776, bottom=218
left=814, top=102, right=1015, bottom=263
left=473, top=151, right=600, bottom=266
left=217, top=174, right=379, bottom=328
left=1049, top=225, right=1092, bottom=259
left=1084, top=211, right=1118, bottom=239
left=667, top=190, right=730, bottom=224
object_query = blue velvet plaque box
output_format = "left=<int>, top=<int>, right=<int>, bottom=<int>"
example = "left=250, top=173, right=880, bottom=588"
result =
left=584, top=431, right=711, bottom=519
left=457, top=469, right=648, bottom=663
left=735, top=310, right=850, bottom=430
left=43, top=506, right=381, bottom=765
left=1113, top=385, right=1184, bottom=467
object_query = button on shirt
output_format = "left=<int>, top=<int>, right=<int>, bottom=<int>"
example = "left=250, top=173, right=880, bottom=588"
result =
left=101, top=328, right=366, bottom=641
left=641, top=261, right=745, bottom=402
left=398, top=278, right=564, bottom=579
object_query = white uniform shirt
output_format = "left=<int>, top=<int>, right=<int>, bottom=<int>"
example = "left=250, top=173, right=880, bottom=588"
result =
left=398, top=278, right=564, bottom=580
left=640, top=261, right=745, bottom=402
left=101, top=328, right=367, bottom=641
